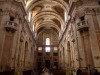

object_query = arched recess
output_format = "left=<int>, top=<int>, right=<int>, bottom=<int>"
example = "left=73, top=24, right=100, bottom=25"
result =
left=34, top=17, right=61, bottom=32
left=24, top=41, right=28, bottom=67
left=32, top=13, right=63, bottom=35
left=37, top=27, right=59, bottom=39
left=31, top=5, right=43, bottom=19
left=34, top=18, right=44, bottom=31
left=63, top=47, right=65, bottom=67
left=32, top=12, right=64, bottom=26
left=37, top=26, right=45, bottom=35
left=51, top=27, right=59, bottom=35
left=36, top=22, right=60, bottom=32
left=32, top=13, right=64, bottom=33
left=26, top=0, right=70, bottom=24
left=37, top=29, right=59, bottom=46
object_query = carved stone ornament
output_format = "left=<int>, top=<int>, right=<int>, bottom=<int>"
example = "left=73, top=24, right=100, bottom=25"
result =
left=76, top=7, right=100, bottom=17
left=76, top=6, right=85, bottom=17
left=84, top=7, right=100, bottom=15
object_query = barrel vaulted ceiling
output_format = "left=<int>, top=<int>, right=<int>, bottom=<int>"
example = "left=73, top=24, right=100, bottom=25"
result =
left=26, top=0, right=70, bottom=37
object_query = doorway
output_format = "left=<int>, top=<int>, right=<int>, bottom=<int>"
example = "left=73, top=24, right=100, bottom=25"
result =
left=45, top=60, right=50, bottom=69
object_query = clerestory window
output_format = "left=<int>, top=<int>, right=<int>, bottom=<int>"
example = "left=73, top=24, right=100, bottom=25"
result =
left=45, top=38, right=50, bottom=52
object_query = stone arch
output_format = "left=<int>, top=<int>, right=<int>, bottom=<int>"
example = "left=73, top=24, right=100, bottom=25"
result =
left=52, top=18, right=61, bottom=29
left=37, top=26, right=45, bottom=35
left=34, top=18, right=44, bottom=31
left=32, top=12, right=64, bottom=26
left=37, top=26, right=59, bottom=39
left=37, top=22, right=60, bottom=32
left=63, top=47, right=65, bottom=68
left=27, top=0, right=69, bottom=12
left=37, top=29, right=59, bottom=45
left=31, top=5, right=43, bottom=19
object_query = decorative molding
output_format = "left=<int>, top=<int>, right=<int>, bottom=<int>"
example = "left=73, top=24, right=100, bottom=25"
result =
left=85, top=7, right=100, bottom=15
left=76, top=7, right=100, bottom=17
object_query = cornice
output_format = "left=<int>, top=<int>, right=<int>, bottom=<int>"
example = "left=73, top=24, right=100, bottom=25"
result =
left=68, top=0, right=83, bottom=16
left=84, top=7, right=100, bottom=15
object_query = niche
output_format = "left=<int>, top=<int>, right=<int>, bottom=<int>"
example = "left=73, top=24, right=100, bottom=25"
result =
left=80, top=16, right=85, bottom=21
left=10, top=16, right=14, bottom=21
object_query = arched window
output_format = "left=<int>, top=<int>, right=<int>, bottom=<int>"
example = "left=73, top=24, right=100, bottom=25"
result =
left=28, top=12, right=31, bottom=22
left=46, top=38, right=50, bottom=45
left=33, top=24, right=34, bottom=31
left=64, top=11, right=67, bottom=22
left=45, top=38, right=50, bottom=52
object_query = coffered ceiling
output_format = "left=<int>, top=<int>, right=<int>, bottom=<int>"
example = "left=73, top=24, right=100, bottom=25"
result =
left=26, top=0, right=69, bottom=37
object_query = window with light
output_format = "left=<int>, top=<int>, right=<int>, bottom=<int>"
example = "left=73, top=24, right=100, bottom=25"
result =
left=45, top=38, right=50, bottom=52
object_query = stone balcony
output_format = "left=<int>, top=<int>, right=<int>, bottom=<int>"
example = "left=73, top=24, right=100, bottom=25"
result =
left=77, top=20, right=89, bottom=32
left=4, top=21, right=17, bottom=32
